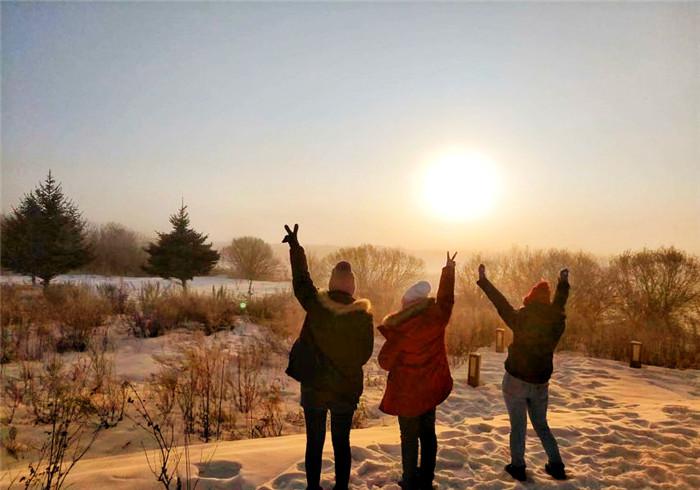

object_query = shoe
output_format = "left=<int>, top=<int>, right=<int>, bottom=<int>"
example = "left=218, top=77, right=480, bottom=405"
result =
left=545, top=462, right=567, bottom=480
left=416, top=467, right=436, bottom=490
left=505, top=463, right=527, bottom=482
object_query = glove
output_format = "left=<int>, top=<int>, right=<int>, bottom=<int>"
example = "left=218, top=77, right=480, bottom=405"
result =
left=282, top=223, right=299, bottom=247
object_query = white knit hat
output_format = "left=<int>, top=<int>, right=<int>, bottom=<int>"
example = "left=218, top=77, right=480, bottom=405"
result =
left=401, top=281, right=431, bottom=308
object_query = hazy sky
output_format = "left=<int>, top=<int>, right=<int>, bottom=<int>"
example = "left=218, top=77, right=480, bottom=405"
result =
left=2, top=2, right=698, bottom=254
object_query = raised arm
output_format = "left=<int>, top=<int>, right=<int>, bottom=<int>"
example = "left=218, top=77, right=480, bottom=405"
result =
left=283, top=224, right=318, bottom=311
left=552, top=268, right=570, bottom=311
left=476, top=264, right=517, bottom=328
left=436, top=251, right=457, bottom=321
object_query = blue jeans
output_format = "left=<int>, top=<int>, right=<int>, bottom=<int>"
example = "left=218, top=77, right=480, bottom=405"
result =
left=502, top=372, right=562, bottom=467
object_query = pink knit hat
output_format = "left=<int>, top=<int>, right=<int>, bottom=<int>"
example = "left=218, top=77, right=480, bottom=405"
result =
left=328, top=261, right=356, bottom=296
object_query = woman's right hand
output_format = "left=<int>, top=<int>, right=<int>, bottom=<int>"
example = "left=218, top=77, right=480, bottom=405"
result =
left=559, top=268, right=569, bottom=283
left=478, top=263, right=486, bottom=281
left=282, top=223, right=299, bottom=246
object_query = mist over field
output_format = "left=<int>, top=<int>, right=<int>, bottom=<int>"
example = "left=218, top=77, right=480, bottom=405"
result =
left=1, top=1, right=698, bottom=489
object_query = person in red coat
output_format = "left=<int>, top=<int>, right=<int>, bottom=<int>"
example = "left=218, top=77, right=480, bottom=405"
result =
left=378, top=252, right=457, bottom=490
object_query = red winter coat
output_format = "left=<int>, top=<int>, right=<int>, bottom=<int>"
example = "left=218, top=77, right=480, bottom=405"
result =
left=378, top=266, right=454, bottom=417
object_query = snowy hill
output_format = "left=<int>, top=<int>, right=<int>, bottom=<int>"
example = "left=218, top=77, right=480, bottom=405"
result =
left=3, top=351, right=698, bottom=489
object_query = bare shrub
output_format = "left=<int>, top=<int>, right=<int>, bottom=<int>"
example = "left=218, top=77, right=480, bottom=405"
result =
left=19, top=356, right=106, bottom=490
left=230, top=341, right=264, bottom=415
left=126, top=383, right=180, bottom=490
left=87, top=339, right=127, bottom=429
left=1, top=285, right=54, bottom=363
left=252, top=381, right=284, bottom=438
left=96, top=282, right=130, bottom=314
left=352, top=398, right=369, bottom=429
left=244, top=292, right=302, bottom=341
left=127, top=284, right=239, bottom=337
left=1, top=425, right=26, bottom=459
left=45, top=285, right=111, bottom=352
left=2, top=371, right=28, bottom=425
left=152, top=336, right=235, bottom=442
left=285, top=408, right=305, bottom=428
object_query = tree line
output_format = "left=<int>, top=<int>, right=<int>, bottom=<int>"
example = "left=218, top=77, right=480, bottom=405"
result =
left=1, top=173, right=281, bottom=291
left=2, top=172, right=699, bottom=367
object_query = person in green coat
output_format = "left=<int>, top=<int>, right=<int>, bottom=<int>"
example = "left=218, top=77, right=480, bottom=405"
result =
left=283, top=224, right=374, bottom=490
left=477, top=264, right=570, bottom=482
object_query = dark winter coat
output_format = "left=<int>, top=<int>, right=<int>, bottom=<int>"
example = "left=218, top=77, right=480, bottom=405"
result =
left=477, top=277, right=570, bottom=384
left=285, top=244, right=374, bottom=409
left=377, top=266, right=455, bottom=417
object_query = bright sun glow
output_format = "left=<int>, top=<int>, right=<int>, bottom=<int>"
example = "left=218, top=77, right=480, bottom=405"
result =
left=422, top=150, right=500, bottom=221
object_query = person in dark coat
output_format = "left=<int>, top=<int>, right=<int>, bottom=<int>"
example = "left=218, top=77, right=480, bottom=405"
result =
left=283, top=224, right=374, bottom=490
left=477, top=264, right=570, bottom=482
left=378, top=252, right=457, bottom=490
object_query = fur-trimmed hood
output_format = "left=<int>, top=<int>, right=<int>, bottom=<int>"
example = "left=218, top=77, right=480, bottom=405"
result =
left=317, top=290, right=372, bottom=315
left=381, top=297, right=435, bottom=328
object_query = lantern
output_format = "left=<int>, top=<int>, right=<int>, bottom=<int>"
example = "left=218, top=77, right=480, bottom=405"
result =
left=467, top=353, right=481, bottom=388
left=495, top=328, right=505, bottom=353
left=630, top=341, right=642, bottom=368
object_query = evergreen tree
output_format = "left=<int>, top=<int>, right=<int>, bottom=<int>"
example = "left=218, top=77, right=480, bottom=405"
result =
left=143, top=204, right=220, bottom=290
left=1, top=172, right=92, bottom=287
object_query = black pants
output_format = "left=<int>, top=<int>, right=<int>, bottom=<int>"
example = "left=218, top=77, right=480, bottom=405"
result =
left=398, top=408, right=437, bottom=489
left=303, top=406, right=354, bottom=490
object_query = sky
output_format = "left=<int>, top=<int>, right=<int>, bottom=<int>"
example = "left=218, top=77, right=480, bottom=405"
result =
left=2, top=1, right=698, bottom=255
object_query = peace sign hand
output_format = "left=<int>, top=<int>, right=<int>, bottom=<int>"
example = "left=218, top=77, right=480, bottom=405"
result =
left=559, top=268, right=569, bottom=283
left=282, top=224, right=299, bottom=246
left=445, top=251, right=458, bottom=268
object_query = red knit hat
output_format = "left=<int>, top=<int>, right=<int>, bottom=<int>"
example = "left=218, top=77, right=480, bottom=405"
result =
left=523, top=280, right=551, bottom=306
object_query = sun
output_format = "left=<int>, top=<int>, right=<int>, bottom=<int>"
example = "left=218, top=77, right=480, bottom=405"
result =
left=422, top=150, right=500, bottom=221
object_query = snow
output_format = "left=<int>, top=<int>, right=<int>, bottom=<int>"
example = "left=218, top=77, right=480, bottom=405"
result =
left=0, top=274, right=291, bottom=296
left=2, top=349, right=698, bottom=489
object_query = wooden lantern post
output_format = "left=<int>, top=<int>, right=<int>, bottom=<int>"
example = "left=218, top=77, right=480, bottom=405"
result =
left=495, top=328, right=505, bottom=353
left=467, top=352, right=481, bottom=387
left=630, top=341, right=642, bottom=368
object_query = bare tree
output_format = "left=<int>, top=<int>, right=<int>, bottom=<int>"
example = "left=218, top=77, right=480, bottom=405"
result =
left=85, top=222, right=149, bottom=276
left=325, top=244, right=424, bottom=317
left=607, top=248, right=700, bottom=366
left=222, top=237, right=281, bottom=297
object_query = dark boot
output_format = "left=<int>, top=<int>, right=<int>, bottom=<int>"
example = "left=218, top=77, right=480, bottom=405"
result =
left=398, top=468, right=420, bottom=490
left=505, top=463, right=527, bottom=482
left=417, top=467, right=437, bottom=490
left=545, top=462, right=567, bottom=480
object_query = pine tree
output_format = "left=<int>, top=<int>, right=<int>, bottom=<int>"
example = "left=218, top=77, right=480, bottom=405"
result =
left=1, top=172, right=92, bottom=287
left=143, top=204, right=220, bottom=290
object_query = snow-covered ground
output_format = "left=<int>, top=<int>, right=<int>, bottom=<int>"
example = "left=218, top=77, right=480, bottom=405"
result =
left=3, top=349, right=698, bottom=489
left=0, top=274, right=291, bottom=296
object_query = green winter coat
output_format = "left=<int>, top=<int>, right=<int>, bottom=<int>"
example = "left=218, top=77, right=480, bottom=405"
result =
left=285, top=244, right=374, bottom=409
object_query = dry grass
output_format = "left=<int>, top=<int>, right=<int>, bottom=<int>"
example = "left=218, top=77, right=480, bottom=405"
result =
left=126, top=284, right=241, bottom=337
left=452, top=247, right=700, bottom=369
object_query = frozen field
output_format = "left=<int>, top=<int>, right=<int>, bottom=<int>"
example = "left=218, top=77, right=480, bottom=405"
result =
left=3, top=348, right=698, bottom=490
left=0, top=274, right=291, bottom=296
